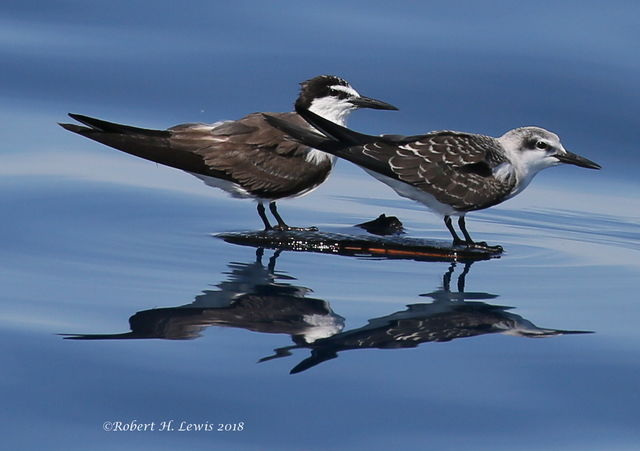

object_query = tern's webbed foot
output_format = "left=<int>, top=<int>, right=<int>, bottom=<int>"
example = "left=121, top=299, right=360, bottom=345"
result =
left=467, top=241, right=503, bottom=253
left=452, top=239, right=503, bottom=253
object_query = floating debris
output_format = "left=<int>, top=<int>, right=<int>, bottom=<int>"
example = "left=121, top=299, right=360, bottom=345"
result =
left=355, top=214, right=405, bottom=236
left=218, top=230, right=501, bottom=262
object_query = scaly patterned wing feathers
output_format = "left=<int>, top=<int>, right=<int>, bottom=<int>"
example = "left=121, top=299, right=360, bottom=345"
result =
left=347, top=132, right=515, bottom=212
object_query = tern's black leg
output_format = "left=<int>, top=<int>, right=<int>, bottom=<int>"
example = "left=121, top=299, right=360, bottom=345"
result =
left=444, top=216, right=464, bottom=245
left=269, top=202, right=289, bottom=229
left=269, top=202, right=318, bottom=232
left=458, top=216, right=474, bottom=244
left=257, top=203, right=272, bottom=231
left=458, top=216, right=503, bottom=253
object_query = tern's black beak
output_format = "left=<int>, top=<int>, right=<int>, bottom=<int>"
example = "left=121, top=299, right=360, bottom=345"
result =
left=349, top=96, right=398, bottom=110
left=555, top=150, right=601, bottom=170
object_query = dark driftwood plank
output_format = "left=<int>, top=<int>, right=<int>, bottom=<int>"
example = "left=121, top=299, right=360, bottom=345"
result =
left=217, top=231, right=501, bottom=262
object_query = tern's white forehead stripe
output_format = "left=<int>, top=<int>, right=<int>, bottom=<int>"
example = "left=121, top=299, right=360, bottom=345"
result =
left=329, top=84, right=360, bottom=97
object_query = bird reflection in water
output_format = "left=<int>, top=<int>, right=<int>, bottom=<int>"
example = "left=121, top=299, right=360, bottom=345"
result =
left=63, top=252, right=591, bottom=374
left=63, top=249, right=344, bottom=343
left=262, top=261, right=592, bottom=374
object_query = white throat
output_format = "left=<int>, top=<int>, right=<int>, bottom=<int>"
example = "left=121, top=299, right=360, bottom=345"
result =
left=308, top=97, right=356, bottom=127
left=304, top=97, right=356, bottom=165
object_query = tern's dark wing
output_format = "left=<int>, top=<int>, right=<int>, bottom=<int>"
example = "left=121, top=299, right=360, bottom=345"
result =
left=60, top=112, right=332, bottom=199
left=356, top=132, right=515, bottom=211
left=183, top=112, right=333, bottom=198
left=269, top=107, right=516, bottom=211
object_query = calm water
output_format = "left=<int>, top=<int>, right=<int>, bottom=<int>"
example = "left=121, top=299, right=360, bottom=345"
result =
left=2, top=1, right=639, bottom=450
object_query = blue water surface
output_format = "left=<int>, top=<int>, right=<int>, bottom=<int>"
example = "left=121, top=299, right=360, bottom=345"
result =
left=1, top=1, right=639, bottom=450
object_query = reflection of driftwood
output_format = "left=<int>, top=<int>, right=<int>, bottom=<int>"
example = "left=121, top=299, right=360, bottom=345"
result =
left=218, top=230, right=501, bottom=262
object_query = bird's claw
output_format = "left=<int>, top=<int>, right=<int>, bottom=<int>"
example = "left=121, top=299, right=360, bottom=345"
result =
left=468, top=241, right=503, bottom=253
left=452, top=239, right=503, bottom=253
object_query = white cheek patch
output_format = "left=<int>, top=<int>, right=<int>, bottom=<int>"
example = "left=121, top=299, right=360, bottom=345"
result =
left=308, top=96, right=355, bottom=126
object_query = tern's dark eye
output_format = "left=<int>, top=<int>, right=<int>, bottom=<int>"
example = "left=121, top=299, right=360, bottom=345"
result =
left=535, top=140, right=548, bottom=150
